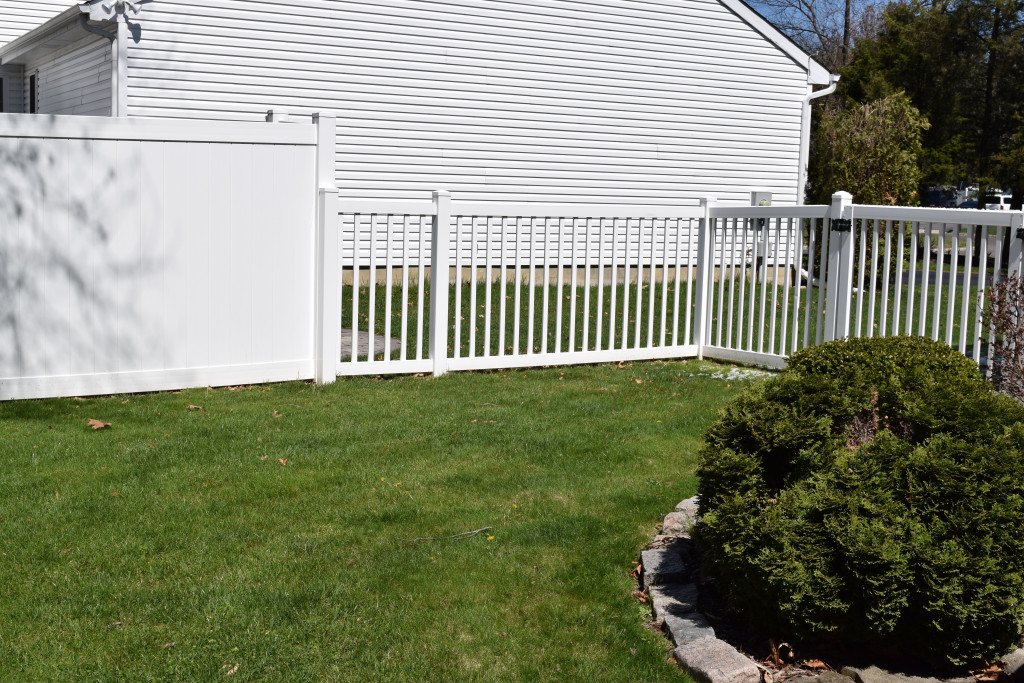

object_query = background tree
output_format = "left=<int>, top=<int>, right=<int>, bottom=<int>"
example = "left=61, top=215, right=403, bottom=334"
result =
left=747, top=0, right=879, bottom=70
left=838, top=0, right=1024, bottom=203
left=808, top=92, right=928, bottom=205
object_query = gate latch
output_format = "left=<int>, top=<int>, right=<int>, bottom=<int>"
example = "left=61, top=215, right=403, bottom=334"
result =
left=831, top=218, right=852, bottom=232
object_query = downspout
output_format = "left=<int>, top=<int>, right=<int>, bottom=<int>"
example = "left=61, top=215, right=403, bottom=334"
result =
left=797, top=73, right=840, bottom=204
left=78, top=10, right=127, bottom=116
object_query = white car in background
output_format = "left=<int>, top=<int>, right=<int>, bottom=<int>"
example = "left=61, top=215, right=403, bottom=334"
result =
left=984, top=193, right=1014, bottom=210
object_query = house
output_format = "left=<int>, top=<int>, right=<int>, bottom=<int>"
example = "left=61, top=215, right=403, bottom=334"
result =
left=0, top=0, right=835, bottom=204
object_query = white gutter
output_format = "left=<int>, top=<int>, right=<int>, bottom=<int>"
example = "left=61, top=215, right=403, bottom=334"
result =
left=797, top=73, right=840, bottom=204
left=79, top=1, right=135, bottom=117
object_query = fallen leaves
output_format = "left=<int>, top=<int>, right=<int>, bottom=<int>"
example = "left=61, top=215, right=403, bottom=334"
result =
left=765, top=640, right=795, bottom=668
left=278, top=458, right=288, bottom=467
left=971, top=662, right=1009, bottom=682
left=106, top=621, right=123, bottom=629
left=271, top=411, right=282, bottom=418
left=87, top=419, right=111, bottom=430
left=187, top=405, right=206, bottom=412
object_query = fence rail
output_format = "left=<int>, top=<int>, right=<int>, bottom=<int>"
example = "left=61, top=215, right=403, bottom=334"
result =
left=336, top=191, right=1024, bottom=378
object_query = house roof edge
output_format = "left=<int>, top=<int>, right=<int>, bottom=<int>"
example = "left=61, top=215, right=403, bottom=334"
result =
left=718, top=0, right=833, bottom=85
left=0, top=4, right=105, bottom=65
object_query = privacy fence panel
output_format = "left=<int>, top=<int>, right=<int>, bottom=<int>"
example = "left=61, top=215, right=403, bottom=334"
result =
left=0, top=113, right=325, bottom=400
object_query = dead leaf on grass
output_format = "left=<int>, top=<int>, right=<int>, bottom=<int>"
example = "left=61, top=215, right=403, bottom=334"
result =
left=278, top=458, right=288, bottom=467
left=88, top=419, right=112, bottom=430
left=271, top=411, right=282, bottom=418
left=222, top=663, right=239, bottom=676
left=187, top=405, right=207, bottom=412
left=162, top=642, right=176, bottom=650
left=106, top=621, right=123, bottom=629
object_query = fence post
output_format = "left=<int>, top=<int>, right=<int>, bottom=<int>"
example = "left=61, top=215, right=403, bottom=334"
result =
left=694, top=196, right=716, bottom=358
left=313, top=112, right=340, bottom=385
left=823, top=191, right=854, bottom=342
left=1009, top=212, right=1024, bottom=279
left=430, top=190, right=452, bottom=377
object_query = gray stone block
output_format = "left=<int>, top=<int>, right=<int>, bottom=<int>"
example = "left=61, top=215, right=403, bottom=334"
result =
left=674, top=635, right=760, bottom=683
left=842, top=666, right=973, bottom=683
left=650, top=534, right=691, bottom=549
left=649, top=583, right=699, bottom=625
left=807, top=672, right=856, bottom=683
left=675, top=495, right=700, bottom=521
left=663, top=612, right=715, bottom=645
left=641, top=549, right=687, bottom=588
left=1003, top=648, right=1024, bottom=682
left=663, top=510, right=695, bottom=535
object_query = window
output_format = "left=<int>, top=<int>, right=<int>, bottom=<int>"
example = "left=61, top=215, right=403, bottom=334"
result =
left=28, top=73, right=37, bottom=113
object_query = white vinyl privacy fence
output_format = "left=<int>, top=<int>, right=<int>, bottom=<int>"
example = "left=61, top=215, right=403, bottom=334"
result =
left=3, top=110, right=1023, bottom=399
left=0, top=111, right=338, bottom=400
left=337, top=193, right=1024, bottom=377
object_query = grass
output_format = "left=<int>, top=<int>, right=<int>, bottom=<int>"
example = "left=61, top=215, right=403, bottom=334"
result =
left=0, top=360, right=757, bottom=681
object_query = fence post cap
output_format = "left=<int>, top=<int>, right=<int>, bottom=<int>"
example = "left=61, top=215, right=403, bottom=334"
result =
left=432, top=189, right=451, bottom=198
left=265, top=109, right=290, bottom=122
left=311, top=112, right=337, bottom=123
left=699, top=196, right=717, bottom=207
left=831, top=191, right=853, bottom=201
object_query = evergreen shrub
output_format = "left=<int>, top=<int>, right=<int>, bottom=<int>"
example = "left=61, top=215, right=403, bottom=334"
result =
left=695, top=336, right=1024, bottom=667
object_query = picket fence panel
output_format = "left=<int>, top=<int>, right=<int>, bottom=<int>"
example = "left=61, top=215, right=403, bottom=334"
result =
left=338, top=193, right=1024, bottom=378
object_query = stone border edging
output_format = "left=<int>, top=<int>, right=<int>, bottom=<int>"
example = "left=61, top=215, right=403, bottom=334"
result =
left=638, top=496, right=764, bottom=683
left=638, top=497, right=1024, bottom=683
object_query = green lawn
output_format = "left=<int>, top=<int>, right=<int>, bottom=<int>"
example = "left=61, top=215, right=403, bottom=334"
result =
left=0, top=361, right=756, bottom=681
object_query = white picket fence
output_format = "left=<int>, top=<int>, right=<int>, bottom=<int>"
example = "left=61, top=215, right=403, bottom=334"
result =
left=336, top=192, right=1024, bottom=377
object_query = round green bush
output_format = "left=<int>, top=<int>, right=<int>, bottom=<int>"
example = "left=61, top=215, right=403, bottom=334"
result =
left=695, top=336, right=1024, bottom=667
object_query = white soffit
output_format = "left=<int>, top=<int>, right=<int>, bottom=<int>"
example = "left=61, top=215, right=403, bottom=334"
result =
left=0, top=5, right=86, bottom=65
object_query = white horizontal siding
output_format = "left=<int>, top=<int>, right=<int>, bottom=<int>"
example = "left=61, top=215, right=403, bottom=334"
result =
left=339, top=215, right=803, bottom=270
left=24, top=33, right=111, bottom=116
left=0, top=63, right=23, bottom=112
left=127, top=0, right=812, bottom=204
left=0, top=0, right=74, bottom=46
